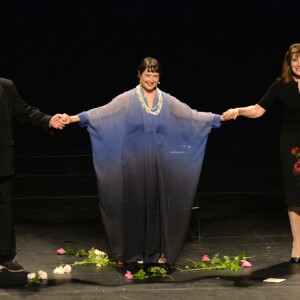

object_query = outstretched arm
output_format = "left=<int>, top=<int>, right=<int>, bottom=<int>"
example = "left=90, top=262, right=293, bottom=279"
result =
left=223, top=104, right=266, bottom=120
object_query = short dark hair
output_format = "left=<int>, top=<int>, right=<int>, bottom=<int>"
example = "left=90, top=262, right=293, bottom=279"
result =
left=137, top=57, right=162, bottom=79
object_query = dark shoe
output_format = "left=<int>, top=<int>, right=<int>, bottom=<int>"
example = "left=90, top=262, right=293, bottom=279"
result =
left=0, top=259, right=24, bottom=272
left=290, top=257, right=300, bottom=263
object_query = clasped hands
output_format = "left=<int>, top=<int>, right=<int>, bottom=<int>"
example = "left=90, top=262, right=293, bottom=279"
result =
left=49, top=113, right=72, bottom=130
left=221, top=108, right=239, bottom=121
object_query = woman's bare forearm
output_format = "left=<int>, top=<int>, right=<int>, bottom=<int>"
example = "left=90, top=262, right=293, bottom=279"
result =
left=236, top=104, right=265, bottom=118
left=222, top=104, right=266, bottom=120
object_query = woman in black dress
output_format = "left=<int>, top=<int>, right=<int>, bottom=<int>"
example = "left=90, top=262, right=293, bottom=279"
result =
left=223, top=43, right=300, bottom=263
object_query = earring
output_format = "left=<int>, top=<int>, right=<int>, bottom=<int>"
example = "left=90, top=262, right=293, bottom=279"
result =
left=158, top=82, right=160, bottom=84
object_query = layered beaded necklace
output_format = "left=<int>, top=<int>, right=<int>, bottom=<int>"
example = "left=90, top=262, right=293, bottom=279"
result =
left=136, top=84, right=163, bottom=115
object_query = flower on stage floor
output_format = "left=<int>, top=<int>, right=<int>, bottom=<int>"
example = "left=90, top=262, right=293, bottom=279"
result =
left=37, top=270, right=48, bottom=279
left=53, top=264, right=72, bottom=274
left=125, top=266, right=173, bottom=280
left=26, top=270, right=48, bottom=286
left=179, top=251, right=251, bottom=272
left=56, top=248, right=65, bottom=255
left=125, top=270, right=133, bottom=280
left=202, top=254, right=210, bottom=262
left=240, top=259, right=252, bottom=268
left=53, top=246, right=250, bottom=282
left=55, top=246, right=117, bottom=268
left=93, top=249, right=106, bottom=256
left=56, top=246, right=87, bottom=257
left=72, top=247, right=117, bottom=268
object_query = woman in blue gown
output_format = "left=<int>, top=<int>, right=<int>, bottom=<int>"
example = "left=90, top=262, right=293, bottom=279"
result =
left=63, top=57, right=227, bottom=266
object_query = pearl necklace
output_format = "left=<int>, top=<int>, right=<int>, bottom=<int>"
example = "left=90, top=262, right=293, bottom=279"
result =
left=136, top=84, right=163, bottom=115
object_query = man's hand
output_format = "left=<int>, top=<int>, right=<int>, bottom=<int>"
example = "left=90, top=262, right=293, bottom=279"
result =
left=49, top=114, right=66, bottom=130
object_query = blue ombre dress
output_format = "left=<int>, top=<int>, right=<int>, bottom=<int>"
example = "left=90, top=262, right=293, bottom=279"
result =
left=78, top=86, right=221, bottom=265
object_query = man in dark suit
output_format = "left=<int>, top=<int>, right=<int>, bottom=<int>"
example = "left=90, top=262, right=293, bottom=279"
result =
left=0, top=77, right=65, bottom=272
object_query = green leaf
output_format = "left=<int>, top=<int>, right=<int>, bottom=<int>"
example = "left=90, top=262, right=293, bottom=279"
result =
left=148, top=266, right=167, bottom=275
left=194, top=261, right=206, bottom=268
left=133, top=269, right=148, bottom=280
left=210, top=253, right=221, bottom=264
left=64, top=247, right=88, bottom=257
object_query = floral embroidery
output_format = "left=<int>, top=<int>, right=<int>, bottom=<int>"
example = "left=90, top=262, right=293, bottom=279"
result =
left=291, top=147, right=300, bottom=175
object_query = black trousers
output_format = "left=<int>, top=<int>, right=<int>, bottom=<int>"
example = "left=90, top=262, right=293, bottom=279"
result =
left=0, top=176, right=16, bottom=261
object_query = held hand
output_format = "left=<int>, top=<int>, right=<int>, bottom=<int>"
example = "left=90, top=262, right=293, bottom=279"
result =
left=49, top=114, right=66, bottom=130
left=221, top=108, right=239, bottom=121
left=60, top=113, right=72, bottom=124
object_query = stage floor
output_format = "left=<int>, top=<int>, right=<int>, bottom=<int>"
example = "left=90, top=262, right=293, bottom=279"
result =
left=1, top=198, right=299, bottom=300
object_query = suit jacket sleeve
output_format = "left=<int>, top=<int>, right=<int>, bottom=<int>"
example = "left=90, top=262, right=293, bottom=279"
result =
left=0, top=78, right=54, bottom=176
left=10, top=81, right=52, bottom=131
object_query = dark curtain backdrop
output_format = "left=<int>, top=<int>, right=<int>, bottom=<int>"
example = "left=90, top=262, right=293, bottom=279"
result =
left=0, top=0, right=299, bottom=144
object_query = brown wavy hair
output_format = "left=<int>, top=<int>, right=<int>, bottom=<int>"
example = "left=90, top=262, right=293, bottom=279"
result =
left=281, top=43, right=300, bottom=83
left=137, top=57, right=162, bottom=79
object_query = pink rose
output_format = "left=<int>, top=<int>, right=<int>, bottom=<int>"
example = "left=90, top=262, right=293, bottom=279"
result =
left=118, top=261, right=124, bottom=265
left=125, top=270, right=133, bottom=280
left=202, top=254, right=210, bottom=262
left=56, top=248, right=65, bottom=255
left=240, top=259, right=252, bottom=268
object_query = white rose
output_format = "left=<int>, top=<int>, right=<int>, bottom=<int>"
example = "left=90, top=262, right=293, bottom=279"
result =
left=94, top=249, right=106, bottom=256
left=63, top=264, right=72, bottom=273
left=53, top=266, right=65, bottom=274
left=37, top=270, right=48, bottom=280
left=27, top=273, right=36, bottom=280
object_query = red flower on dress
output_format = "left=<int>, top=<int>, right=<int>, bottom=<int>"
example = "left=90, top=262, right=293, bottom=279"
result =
left=293, top=161, right=300, bottom=175
left=291, top=147, right=300, bottom=156
left=291, top=147, right=300, bottom=175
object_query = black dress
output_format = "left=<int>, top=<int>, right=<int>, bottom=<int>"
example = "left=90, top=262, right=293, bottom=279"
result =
left=259, top=78, right=300, bottom=206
